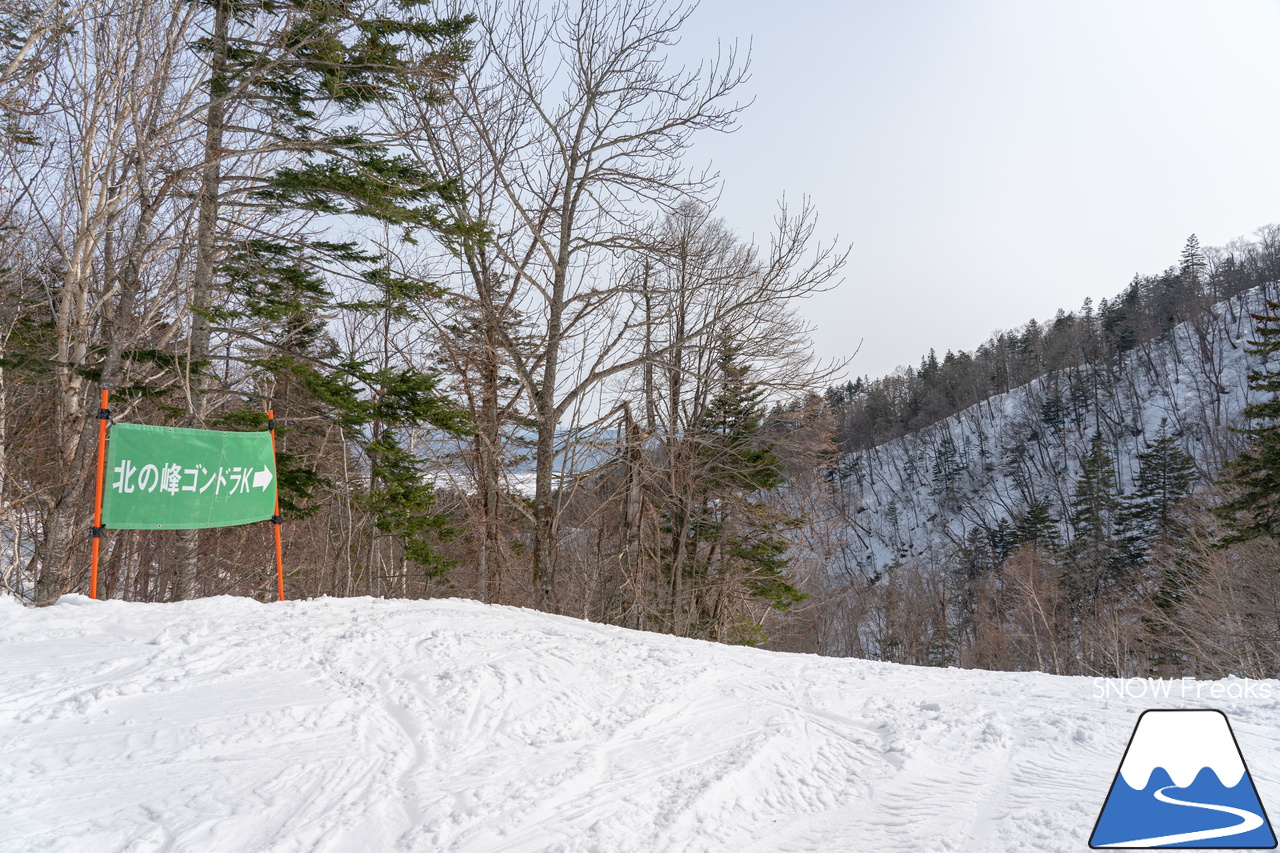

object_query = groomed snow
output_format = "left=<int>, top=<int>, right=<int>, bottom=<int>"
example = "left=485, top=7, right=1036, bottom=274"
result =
left=2, top=595, right=1278, bottom=852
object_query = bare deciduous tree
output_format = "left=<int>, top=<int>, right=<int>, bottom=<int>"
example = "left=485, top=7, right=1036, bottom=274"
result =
left=403, top=0, right=751, bottom=609
left=5, top=0, right=204, bottom=601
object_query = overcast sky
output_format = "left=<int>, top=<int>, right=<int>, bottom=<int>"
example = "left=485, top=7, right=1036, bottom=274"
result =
left=670, top=0, right=1280, bottom=381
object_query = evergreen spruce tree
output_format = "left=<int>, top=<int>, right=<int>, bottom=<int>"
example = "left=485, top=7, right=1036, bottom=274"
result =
left=930, top=434, right=965, bottom=496
left=1065, top=434, right=1124, bottom=605
left=1040, top=394, right=1066, bottom=434
left=682, top=339, right=805, bottom=641
left=1068, top=374, right=1090, bottom=427
left=1180, top=234, right=1207, bottom=286
left=1014, top=500, right=1062, bottom=552
left=186, top=0, right=472, bottom=423
left=177, top=0, right=475, bottom=593
left=1215, top=298, right=1280, bottom=542
left=988, top=517, right=1016, bottom=564
left=1120, top=419, right=1196, bottom=561
left=950, top=525, right=996, bottom=626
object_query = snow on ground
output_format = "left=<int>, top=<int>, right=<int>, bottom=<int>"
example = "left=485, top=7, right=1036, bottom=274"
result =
left=2, top=595, right=1278, bottom=853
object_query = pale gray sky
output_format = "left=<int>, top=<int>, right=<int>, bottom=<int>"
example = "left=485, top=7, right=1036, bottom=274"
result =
left=673, top=0, right=1280, bottom=380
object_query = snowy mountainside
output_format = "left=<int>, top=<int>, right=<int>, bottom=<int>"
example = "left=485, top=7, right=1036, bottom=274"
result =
left=3, top=594, right=1279, bottom=853
left=830, top=283, right=1279, bottom=576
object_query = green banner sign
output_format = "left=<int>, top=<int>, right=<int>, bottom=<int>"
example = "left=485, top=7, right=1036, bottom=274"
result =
left=101, top=423, right=277, bottom=530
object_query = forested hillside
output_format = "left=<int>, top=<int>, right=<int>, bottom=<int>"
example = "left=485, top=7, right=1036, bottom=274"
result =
left=826, top=231, right=1280, bottom=453
left=798, top=231, right=1280, bottom=679
left=827, top=274, right=1267, bottom=576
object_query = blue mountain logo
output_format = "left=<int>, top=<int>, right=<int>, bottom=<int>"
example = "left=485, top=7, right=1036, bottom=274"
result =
left=1091, top=709, right=1276, bottom=848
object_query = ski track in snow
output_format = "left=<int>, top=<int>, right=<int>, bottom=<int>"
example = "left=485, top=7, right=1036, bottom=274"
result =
left=2, top=595, right=1278, bottom=853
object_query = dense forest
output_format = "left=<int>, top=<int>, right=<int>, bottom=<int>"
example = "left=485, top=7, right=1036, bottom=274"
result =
left=806, top=235, right=1280, bottom=679
left=3, top=0, right=1279, bottom=679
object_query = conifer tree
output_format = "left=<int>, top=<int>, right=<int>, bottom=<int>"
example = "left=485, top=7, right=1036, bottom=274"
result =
left=1180, top=234, right=1207, bottom=286
left=950, top=525, right=997, bottom=628
left=1040, top=394, right=1066, bottom=434
left=989, top=517, right=1016, bottom=563
left=679, top=339, right=805, bottom=641
left=1014, top=500, right=1062, bottom=552
left=189, top=0, right=474, bottom=376
left=1215, top=298, right=1280, bottom=542
left=1065, top=434, right=1124, bottom=604
left=1068, top=374, right=1090, bottom=427
left=930, top=434, right=965, bottom=497
left=172, top=0, right=474, bottom=597
left=1120, top=419, right=1196, bottom=561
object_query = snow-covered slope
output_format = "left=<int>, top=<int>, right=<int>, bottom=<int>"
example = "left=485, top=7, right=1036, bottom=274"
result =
left=831, top=283, right=1279, bottom=575
left=3, top=595, right=1279, bottom=852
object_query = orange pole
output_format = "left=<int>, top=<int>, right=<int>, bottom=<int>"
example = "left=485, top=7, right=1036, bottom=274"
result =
left=90, top=389, right=110, bottom=599
left=268, top=409, right=284, bottom=602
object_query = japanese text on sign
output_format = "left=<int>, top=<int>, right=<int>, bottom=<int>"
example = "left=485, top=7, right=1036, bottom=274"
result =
left=101, top=423, right=277, bottom=530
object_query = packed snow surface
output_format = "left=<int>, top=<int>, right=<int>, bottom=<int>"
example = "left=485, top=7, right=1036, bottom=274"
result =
left=3, top=595, right=1279, bottom=853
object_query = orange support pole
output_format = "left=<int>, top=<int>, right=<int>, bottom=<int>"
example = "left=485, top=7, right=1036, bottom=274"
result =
left=90, top=389, right=110, bottom=599
left=268, top=409, right=284, bottom=602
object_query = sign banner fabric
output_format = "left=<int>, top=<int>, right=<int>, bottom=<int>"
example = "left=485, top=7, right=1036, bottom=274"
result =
left=101, top=423, right=277, bottom=530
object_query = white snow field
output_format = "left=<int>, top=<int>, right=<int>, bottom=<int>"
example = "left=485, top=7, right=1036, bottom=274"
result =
left=2, top=595, right=1278, bottom=853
